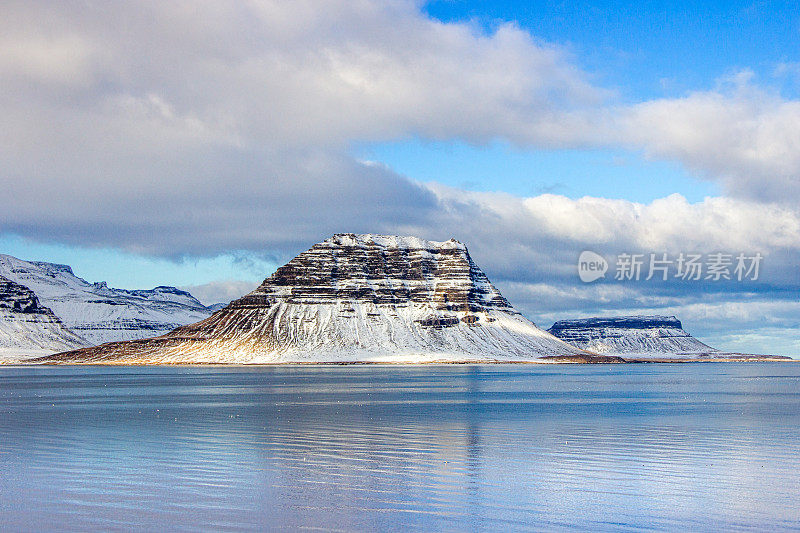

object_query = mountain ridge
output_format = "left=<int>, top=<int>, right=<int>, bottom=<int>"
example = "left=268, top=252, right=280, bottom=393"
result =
left=0, top=254, right=214, bottom=346
left=33, top=234, right=600, bottom=364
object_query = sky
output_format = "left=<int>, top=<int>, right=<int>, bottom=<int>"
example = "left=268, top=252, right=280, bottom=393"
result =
left=1, top=0, right=799, bottom=354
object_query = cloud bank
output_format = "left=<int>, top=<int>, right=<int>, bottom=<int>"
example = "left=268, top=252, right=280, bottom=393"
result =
left=2, top=0, right=798, bottom=255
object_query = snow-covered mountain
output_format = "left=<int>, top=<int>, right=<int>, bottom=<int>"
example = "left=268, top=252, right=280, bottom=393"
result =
left=0, top=254, right=214, bottom=345
left=0, top=275, right=88, bottom=360
left=547, top=316, right=721, bottom=358
left=547, top=316, right=791, bottom=360
left=36, top=234, right=608, bottom=364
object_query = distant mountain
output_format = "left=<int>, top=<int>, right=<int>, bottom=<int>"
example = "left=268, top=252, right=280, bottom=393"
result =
left=548, top=316, right=791, bottom=360
left=0, top=275, right=88, bottom=359
left=36, top=234, right=609, bottom=364
left=546, top=315, right=782, bottom=360
left=0, top=254, right=214, bottom=346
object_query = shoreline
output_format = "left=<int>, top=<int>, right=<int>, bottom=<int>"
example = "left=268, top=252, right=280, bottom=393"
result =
left=1, top=356, right=794, bottom=367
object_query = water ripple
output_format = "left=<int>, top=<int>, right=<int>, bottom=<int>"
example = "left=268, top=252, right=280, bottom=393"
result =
left=1, top=363, right=799, bottom=531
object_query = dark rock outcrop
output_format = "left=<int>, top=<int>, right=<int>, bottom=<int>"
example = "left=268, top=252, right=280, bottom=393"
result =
left=0, top=276, right=54, bottom=316
left=230, top=234, right=514, bottom=312
left=0, top=276, right=88, bottom=357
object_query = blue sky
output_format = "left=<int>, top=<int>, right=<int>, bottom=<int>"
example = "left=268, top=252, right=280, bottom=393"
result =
left=426, top=0, right=800, bottom=100
left=1, top=1, right=799, bottom=353
left=0, top=235, right=275, bottom=290
left=357, top=140, right=719, bottom=201
left=359, top=0, right=798, bottom=203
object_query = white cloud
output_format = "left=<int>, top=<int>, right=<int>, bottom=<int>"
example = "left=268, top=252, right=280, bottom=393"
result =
left=0, top=33, right=99, bottom=86
left=0, top=0, right=602, bottom=148
left=426, top=186, right=800, bottom=281
left=706, top=329, right=800, bottom=357
left=618, top=73, right=800, bottom=203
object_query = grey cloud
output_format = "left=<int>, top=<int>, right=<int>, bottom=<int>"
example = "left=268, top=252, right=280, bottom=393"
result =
left=0, top=0, right=602, bottom=257
left=2, top=146, right=438, bottom=256
left=497, top=281, right=800, bottom=356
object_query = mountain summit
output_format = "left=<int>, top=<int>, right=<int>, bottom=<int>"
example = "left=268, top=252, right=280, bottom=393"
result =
left=37, top=234, right=601, bottom=364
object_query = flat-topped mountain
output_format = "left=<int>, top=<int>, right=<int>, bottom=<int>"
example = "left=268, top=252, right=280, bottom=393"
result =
left=548, top=315, right=718, bottom=357
left=0, top=254, right=215, bottom=345
left=548, top=315, right=792, bottom=360
left=0, top=275, right=88, bottom=359
left=36, top=234, right=605, bottom=364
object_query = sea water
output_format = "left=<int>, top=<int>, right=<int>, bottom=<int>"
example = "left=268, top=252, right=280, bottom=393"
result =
left=1, top=363, right=799, bottom=531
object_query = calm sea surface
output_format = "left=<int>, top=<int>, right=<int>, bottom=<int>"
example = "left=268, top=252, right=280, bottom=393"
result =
left=1, top=363, right=799, bottom=531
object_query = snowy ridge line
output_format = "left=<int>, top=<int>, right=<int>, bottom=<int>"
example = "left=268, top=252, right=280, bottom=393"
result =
left=0, top=254, right=214, bottom=346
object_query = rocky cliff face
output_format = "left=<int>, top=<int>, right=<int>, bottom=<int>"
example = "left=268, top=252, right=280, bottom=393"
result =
left=0, top=275, right=43, bottom=314
left=233, top=234, right=514, bottom=312
left=0, top=276, right=88, bottom=359
left=0, top=254, right=214, bottom=345
left=547, top=315, right=719, bottom=357
left=36, top=234, right=598, bottom=364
